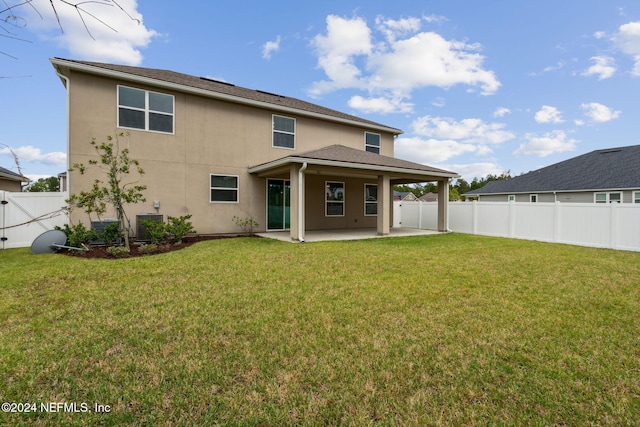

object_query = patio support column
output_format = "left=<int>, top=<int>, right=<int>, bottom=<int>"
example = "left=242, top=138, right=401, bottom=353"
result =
left=437, top=178, right=450, bottom=232
left=289, top=163, right=305, bottom=241
left=377, top=174, right=391, bottom=235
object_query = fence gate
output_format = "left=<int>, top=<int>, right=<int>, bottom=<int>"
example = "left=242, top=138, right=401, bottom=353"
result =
left=0, top=191, right=69, bottom=250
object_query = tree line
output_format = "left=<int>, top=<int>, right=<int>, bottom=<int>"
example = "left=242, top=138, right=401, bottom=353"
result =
left=394, top=172, right=512, bottom=201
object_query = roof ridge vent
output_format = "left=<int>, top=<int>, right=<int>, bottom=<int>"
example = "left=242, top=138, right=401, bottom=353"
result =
left=199, top=76, right=235, bottom=86
left=599, top=149, right=622, bottom=154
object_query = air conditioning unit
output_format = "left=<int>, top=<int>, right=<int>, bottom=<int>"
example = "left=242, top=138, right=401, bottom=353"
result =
left=90, top=219, right=120, bottom=245
left=136, top=214, right=163, bottom=242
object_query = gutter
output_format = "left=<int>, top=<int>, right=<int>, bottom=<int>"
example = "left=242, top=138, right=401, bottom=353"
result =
left=54, top=67, right=71, bottom=201
left=298, top=162, right=307, bottom=242
left=50, top=58, right=403, bottom=136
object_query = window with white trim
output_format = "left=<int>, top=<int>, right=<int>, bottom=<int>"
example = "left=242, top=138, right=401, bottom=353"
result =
left=595, top=192, right=621, bottom=203
left=530, top=194, right=538, bottom=203
left=634, top=191, right=640, bottom=204
left=326, top=181, right=344, bottom=216
left=365, top=184, right=377, bottom=216
left=273, top=115, right=295, bottom=149
left=118, top=86, right=174, bottom=133
left=365, top=132, right=381, bottom=154
left=210, top=175, right=239, bottom=203
left=508, top=195, right=515, bottom=202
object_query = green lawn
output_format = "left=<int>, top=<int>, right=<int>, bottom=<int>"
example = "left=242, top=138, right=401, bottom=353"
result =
left=1, top=233, right=639, bottom=426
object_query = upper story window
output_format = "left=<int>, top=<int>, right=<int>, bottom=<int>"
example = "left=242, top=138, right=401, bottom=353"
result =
left=273, top=115, right=295, bottom=149
left=118, top=85, right=174, bottom=134
left=365, top=132, right=381, bottom=154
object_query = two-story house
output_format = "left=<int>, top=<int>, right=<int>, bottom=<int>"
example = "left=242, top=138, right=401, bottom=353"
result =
left=51, top=58, right=458, bottom=241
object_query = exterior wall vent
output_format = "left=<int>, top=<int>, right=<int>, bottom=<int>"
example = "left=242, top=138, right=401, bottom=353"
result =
left=136, top=214, right=163, bottom=242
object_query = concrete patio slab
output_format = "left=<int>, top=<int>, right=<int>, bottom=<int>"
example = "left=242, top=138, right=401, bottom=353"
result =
left=256, top=228, right=444, bottom=243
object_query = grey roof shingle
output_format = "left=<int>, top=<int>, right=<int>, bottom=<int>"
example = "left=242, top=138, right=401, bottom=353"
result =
left=249, top=144, right=458, bottom=178
left=0, top=165, right=25, bottom=181
left=52, top=58, right=402, bottom=134
left=466, top=144, right=640, bottom=195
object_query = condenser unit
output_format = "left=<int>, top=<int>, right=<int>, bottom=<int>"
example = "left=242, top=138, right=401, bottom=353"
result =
left=90, top=219, right=120, bottom=245
left=136, top=214, right=163, bottom=242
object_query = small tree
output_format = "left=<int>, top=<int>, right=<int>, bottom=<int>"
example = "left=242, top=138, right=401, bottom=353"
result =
left=67, top=132, right=146, bottom=250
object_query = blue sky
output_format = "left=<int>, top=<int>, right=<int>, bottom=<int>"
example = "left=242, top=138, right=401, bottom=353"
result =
left=2, top=0, right=640, bottom=183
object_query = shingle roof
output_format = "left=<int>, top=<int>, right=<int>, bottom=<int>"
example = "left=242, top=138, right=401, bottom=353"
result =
left=51, top=58, right=402, bottom=134
left=466, top=144, right=640, bottom=195
left=249, top=144, right=458, bottom=179
left=0, top=166, right=26, bottom=181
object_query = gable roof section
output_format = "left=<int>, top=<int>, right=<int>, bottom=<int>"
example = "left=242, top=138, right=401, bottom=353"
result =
left=0, top=166, right=27, bottom=182
left=50, top=57, right=402, bottom=135
left=466, top=144, right=640, bottom=195
left=249, top=144, right=458, bottom=180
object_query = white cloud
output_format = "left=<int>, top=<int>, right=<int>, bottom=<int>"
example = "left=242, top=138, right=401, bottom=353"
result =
left=395, top=137, right=478, bottom=163
left=262, top=36, right=281, bottom=59
left=493, top=107, right=511, bottom=118
left=514, top=130, right=577, bottom=157
left=534, top=105, right=564, bottom=124
left=580, top=102, right=621, bottom=123
left=348, top=95, right=413, bottom=114
left=0, top=145, right=67, bottom=167
left=309, top=14, right=500, bottom=113
left=375, top=16, right=422, bottom=42
left=24, top=0, right=157, bottom=65
left=582, top=56, right=616, bottom=80
left=612, top=21, right=640, bottom=76
left=410, top=116, right=515, bottom=145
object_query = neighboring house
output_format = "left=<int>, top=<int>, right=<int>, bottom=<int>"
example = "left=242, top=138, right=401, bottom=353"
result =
left=465, top=145, right=640, bottom=204
left=0, top=166, right=28, bottom=192
left=393, top=191, right=417, bottom=201
left=419, top=192, right=438, bottom=202
left=51, top=58, right=458, bottom=241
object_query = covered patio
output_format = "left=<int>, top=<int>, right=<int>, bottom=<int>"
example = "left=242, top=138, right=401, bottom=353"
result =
left=249, top=145, right=459, bottom=242
left=257, top=227, right=444, bottom=243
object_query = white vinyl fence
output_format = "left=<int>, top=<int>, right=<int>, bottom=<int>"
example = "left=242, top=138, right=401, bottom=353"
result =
left=395, top=200, right=640, bottom=252
left=0, top=191, right=69, bottom=249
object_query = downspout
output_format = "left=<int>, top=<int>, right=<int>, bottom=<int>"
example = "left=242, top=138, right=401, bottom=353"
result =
left=55, top=68, right=71, bottom=207
left=298, top=162, right=308, bottom=242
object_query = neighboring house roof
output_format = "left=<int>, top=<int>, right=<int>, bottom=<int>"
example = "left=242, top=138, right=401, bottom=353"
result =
left=466, top=144, right=640, bottom=195
left=51, top=57, right=402, bottom=136
left=394, top=191, right=415, bottom=201
left=249, top=144, right=459, bottom=181
left=0, top=165, right=27, bottom=182
left=419, top=192, right=438, bottom=202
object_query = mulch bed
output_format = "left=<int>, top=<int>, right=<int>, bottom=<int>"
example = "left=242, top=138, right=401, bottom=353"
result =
left=59, top=235, right=243, bottom=259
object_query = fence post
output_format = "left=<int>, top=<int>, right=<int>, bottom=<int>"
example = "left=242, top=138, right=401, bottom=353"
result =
left=610, top=202, right=618, bottom=250
left=472, top=200, right=478, bottom=235
left=553, top=201, right=561, bottom=243
left=508, top=200, right=516, bottom=238
left=418, top=200, right=423, bottom=230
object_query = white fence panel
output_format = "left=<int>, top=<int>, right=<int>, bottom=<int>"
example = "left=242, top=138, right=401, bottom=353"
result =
left=0, top=191, right=69, bottom=249
left=396, top=200, right=640, bottom=252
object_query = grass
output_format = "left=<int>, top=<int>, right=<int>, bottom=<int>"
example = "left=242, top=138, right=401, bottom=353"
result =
left=1, top=233, right=639, bottom=426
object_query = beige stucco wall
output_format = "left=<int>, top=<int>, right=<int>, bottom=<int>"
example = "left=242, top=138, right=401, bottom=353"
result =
left=66, top=70, right=398, bottom=234
left=0, top=178, right=23, bottom=192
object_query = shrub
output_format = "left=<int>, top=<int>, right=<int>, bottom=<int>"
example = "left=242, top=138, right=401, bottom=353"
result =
left=138, top=244, right=158, bottom=255
left=56, top=223, right=98, bottom=248
left=101, top=222, right=123, bottom=247
left=140, top=219, right=167, bottom=245
left=233, top=215, right=259, bottom=236
left=106, top=246, right=130, bottom=258
left=166, top=215, right=196, bottom=244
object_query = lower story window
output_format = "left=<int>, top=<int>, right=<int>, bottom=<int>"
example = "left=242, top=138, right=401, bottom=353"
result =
left=365, top=184, right=377, bottom=215
left=326, top=181, right=344, bottom=216
left=595, top=192, right=621, bottom=203
left=210, top=175, right=238, bottom=203
left=530, top=194, right=538, bottom=203
left=634, top=191, right=640, bottom=204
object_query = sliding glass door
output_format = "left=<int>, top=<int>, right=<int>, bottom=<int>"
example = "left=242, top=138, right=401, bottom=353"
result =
left=267, top=179, right=290, bottom=230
